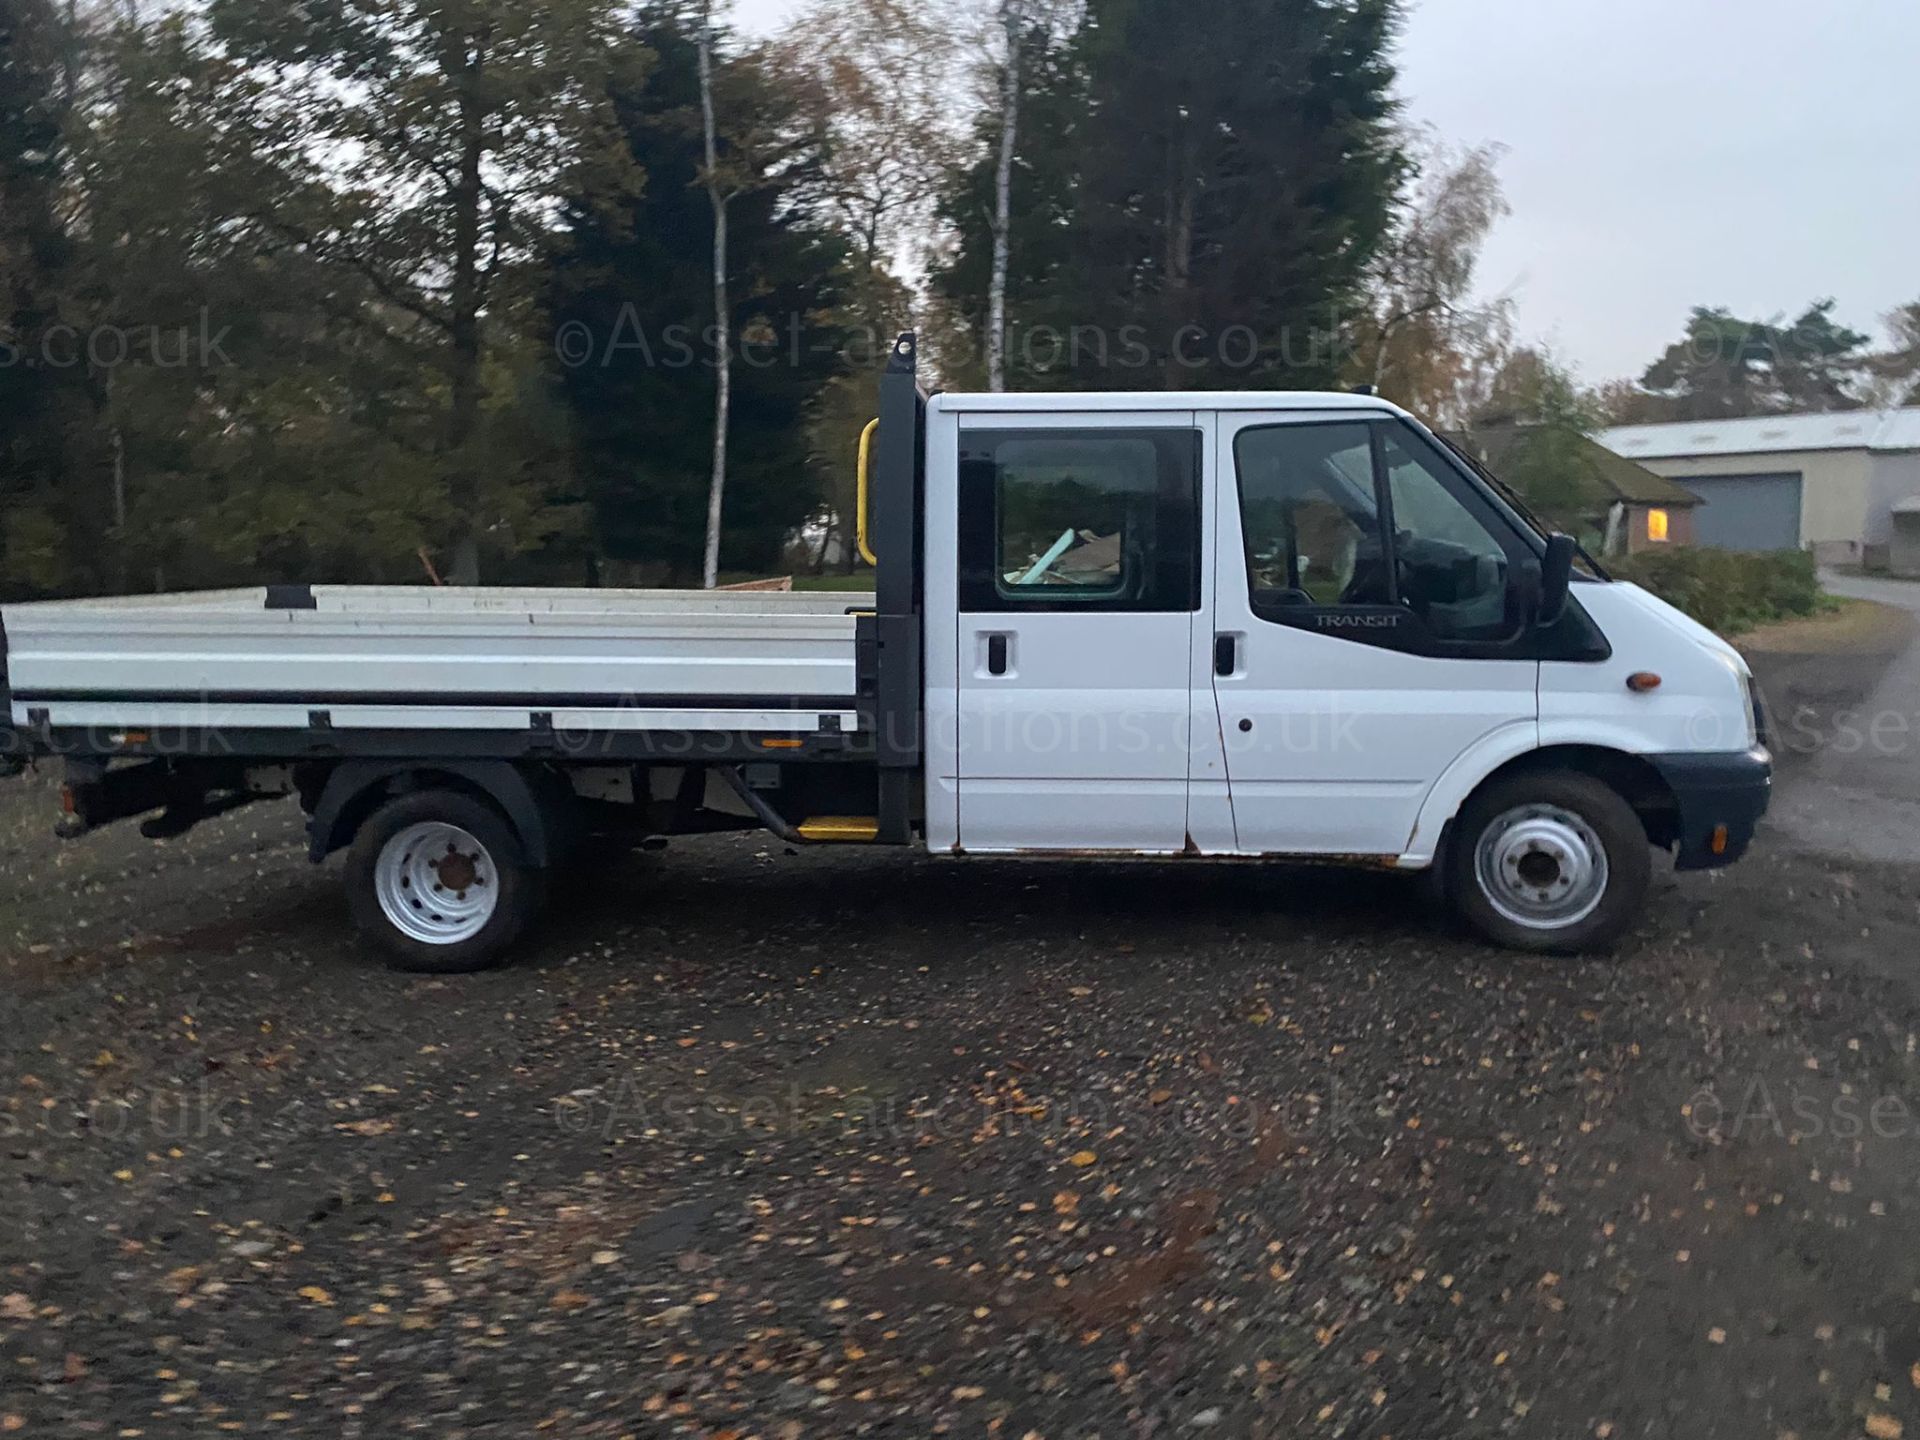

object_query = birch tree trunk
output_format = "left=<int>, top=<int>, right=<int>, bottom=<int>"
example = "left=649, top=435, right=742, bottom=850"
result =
left=986, top=0, right=1024, bottom=393
left=699, top=1, right=732, bottom=590
left=445, top=52, right=487, bottom=586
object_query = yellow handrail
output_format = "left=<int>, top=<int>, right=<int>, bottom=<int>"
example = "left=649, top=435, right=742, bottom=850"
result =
left=855, top=418, right=881, bottom=568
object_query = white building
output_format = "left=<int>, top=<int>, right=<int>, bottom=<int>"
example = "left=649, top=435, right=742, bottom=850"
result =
left=1599, top=409, right=1920, bottom=563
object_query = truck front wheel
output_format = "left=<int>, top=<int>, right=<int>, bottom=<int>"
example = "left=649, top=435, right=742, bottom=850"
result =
left=1447, top=771, right=1652, bottom=955
left=345, top=790, right=544, bottom=973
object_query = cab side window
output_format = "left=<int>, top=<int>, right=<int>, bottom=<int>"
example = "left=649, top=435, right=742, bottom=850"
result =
left=1235, top=421, right=1525, bottom=648
left=959, top=428, right=1200, bottom=614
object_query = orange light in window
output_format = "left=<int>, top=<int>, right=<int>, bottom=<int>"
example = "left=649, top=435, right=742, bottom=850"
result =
left=1647, top=509, right=1671, bottom=543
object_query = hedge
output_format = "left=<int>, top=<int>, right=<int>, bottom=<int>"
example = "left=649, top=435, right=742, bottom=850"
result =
left=1608, top=547, right=1824, bottom=636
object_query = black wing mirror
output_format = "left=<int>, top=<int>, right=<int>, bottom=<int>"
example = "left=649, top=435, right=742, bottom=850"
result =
left=1538, top=533, right=1577, bottom=629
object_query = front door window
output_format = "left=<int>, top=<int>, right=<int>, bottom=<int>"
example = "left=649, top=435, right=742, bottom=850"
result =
left=1234, top=420, right=1526, bottom=650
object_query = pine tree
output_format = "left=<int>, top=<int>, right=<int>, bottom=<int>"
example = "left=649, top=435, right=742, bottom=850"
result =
left=1637, top=302, right=1873, bottom=421
left=931, top=0, right=1407, bottom=392
left=204, top=0, right=641, bottom=584
left=545, top=6, right=853, bottom=584
left=0, top=0, right=92, bottom=598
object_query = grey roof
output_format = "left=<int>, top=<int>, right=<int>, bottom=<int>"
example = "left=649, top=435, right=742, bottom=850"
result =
left=1453, top=427, right=1703, bottom=509
left=1600, top=408, right=1920, bottom=462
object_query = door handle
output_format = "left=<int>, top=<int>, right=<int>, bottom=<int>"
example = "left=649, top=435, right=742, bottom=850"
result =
left=1215, top=634, right=1239, bottom=678
left=986, top=633, right=1011, bottom=677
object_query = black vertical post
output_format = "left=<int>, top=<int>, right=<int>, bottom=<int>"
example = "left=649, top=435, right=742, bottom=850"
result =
left=869, top=333, right=923, bottom=845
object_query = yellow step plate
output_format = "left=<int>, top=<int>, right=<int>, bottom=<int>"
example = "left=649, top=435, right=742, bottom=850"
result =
left=797, top=817, right=881, bottom=843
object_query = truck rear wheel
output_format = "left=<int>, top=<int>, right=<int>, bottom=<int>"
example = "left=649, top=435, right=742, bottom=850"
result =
left=1447, top=771, right=1652, bottom=955
left=345, top=790, right=544, bottom=973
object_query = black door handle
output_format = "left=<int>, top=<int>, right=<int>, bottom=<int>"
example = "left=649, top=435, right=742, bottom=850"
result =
left=987, top=634, right=1010, bottom=676
left=1215, top=634, right=1238, bottom=678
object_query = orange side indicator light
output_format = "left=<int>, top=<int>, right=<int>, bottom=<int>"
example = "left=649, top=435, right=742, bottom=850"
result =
left=1626, top=672, right=1663, bottom=693
left=1711, top=825, right=1730, bottom=856
left=759, top=738, right=805, bottom=751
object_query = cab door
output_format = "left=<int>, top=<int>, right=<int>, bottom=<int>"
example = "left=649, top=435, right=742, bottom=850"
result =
left=954, top=413, right=1202, bottom=853
left=1211, top=413, right=1541, bottom=858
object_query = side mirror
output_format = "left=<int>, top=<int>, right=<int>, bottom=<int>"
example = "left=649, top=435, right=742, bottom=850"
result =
left=1538, top=533, right=1577, bottom=629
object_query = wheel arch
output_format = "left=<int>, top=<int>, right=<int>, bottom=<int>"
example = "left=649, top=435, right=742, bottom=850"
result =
left=308, top=761, right=556, bottom=866
left=1409, top=734, right=1681, bottom=867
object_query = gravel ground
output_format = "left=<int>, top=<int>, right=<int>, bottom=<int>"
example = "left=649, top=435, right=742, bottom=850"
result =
left=5, top=747, right=1920, bottom=1439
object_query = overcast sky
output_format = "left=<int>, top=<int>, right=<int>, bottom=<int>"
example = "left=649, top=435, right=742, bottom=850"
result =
left=731, top=0, right=1920, bottom=385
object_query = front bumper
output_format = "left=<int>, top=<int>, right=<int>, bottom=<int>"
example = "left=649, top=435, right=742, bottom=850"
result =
left=1649, top=747, right=1773, bottom=871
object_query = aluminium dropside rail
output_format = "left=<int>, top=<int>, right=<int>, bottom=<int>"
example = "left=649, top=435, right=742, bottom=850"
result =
left=857, top=333, right=927, bottom=846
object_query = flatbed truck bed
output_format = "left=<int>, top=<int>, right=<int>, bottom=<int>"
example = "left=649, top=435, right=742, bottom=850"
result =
left=2, top=585, right=873, bottom=745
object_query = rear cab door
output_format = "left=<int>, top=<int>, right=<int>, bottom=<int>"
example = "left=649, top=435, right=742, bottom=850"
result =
left=936, top=408, right=1205, bottom=854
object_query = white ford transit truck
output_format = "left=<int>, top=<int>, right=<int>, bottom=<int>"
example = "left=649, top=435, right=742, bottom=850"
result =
left=0, top=335, right=1771, bottom=970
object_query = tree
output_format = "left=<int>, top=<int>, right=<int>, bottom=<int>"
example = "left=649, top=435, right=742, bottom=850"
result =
left=928, top=14, right=1084, bottom=389
left=1465, top=347, right=1607, bottom=543
left=1351, top=135, right=1512, bottom=424
left=0, top=0, right=93, bottom=598
left=1623, top=301, right=1873, bottom=422
left=770, top=0, right=967, bottom=567
left=546, top=6, right=852, bottom=584
left=204, top=0, right=641, bottom=584
left=985, top=0, right=1027, bottom=392
left=772, top=0, right=964, bottom=285
left=932, top=0, right=1408, bottom=392
left=696, top=0, right=730, bottom=588
left=1867, top=300, right=1920, bottom=409
left=1770, top=300, right=1873, bottom=412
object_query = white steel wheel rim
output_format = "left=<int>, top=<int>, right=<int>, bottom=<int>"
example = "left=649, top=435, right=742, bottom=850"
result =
left=375, top=822, right=500, bottom=946
left=1474, top=804, right=1610, bottom=932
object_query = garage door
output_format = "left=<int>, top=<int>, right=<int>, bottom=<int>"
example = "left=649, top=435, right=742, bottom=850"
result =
left=1681, top=473, right=1804, bottom=552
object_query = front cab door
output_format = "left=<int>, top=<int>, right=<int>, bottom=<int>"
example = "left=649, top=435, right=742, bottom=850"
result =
left=1212, top=413, right=1547, bottom=858
left=954, top=413, right=1202, bottom=854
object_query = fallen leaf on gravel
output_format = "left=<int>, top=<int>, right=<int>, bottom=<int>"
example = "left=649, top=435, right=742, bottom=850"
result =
left=2, top=1414, right=23, bottom=1432
left=336, top=1119, right=394, bottom=1137
left=1053, top=1191, right=1080, bottom=1216
left=297, top=1286, right=333, bottom=1306
left=0, top=1295, right=32, bottom=1321
left=63, top=1352, right=87, bottom=1382
left=591, top=1250, right=618, bottom=1266
left=1866, top=1416, right=1902, bottom=1440
left=1706, top=1328, right=1727, bottom=1345
left=1070, top=1151, right=1098, bottom=1168
left=551, top=1291, right=590, bottom=1311
left=1911, top=1362, right=1920, bottom=1389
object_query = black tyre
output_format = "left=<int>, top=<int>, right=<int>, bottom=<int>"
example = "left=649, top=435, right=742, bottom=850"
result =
left=344, top=790, right=545, bottom=973
left=1446, top=770, right=1652, bottom=955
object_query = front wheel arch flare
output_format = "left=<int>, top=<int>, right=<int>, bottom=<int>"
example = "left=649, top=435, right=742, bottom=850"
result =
left=309, top=761, right=553, bottom=867
left=1449, top=746, right=1681, bottom=861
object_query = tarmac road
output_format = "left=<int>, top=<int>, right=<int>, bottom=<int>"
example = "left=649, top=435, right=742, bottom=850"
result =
left=1772, top=571, right=1920, bottom=862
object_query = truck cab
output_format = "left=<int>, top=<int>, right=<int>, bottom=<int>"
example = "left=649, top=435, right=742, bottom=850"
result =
left=902, top=381, right=1769, bottom=943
